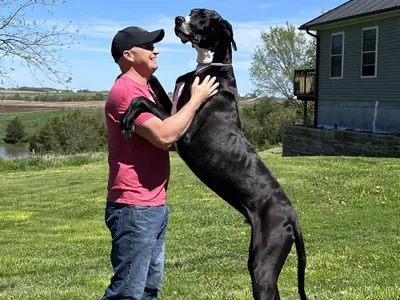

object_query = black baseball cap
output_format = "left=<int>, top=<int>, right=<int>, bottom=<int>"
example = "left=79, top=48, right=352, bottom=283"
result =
left=111, top=26, right=165, bottom=62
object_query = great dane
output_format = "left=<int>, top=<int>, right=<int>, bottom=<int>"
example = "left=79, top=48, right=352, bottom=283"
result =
left=120, top=9, right=308, bottom=300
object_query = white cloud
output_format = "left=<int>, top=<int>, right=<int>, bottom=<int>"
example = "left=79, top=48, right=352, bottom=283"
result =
left=231, top=15, right=318, bottom=54
left=71, top=17, right=183, bottom=45
left=76, top=46, right=109, bottom=53
left=74, top=21, right=123, bottom=39
left=157, top=47, right=189, bottom=53
left=67, top=15, right=311, bottom=57
left=258, top=2, right=280, bottom=9
left=233, top=60, right=251, bottom=71
left=72, top=45, right=188, bottom=54
left=231, top=21, right=266, bottom=54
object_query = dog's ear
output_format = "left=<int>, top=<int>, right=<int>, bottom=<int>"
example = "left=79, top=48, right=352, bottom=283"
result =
left=221, top=19, right=237, bottom=51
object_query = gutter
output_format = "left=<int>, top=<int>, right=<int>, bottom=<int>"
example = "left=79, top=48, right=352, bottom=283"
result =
left=306, top=29, right=320, bottom=128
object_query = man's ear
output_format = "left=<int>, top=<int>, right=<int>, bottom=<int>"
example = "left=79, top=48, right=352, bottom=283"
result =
left=221, top=19, right=237, bottom=51
left=123, top=50, right=135, bottom=62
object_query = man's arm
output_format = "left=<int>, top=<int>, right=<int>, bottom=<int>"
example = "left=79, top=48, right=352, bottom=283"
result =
left=136, top=75, right=218, bottom=150
left=135, top=99, right=202, bottom=150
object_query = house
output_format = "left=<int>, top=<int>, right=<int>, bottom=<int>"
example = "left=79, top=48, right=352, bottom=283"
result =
left=295, top=0, right=400, bottom=133
left=286, top=0, right=400, bottom=157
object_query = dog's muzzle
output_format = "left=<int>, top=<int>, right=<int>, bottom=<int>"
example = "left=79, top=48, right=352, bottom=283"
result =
left=175, top=16, right=185, bottom=26
left=174, top=16, right=192, bottom=43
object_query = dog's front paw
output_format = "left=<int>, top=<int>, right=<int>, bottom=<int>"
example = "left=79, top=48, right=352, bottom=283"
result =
left=121, top=125, right=135, bottom=140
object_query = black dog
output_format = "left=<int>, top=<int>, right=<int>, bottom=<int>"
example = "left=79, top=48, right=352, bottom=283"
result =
left=121, top=9, right=307, bottom=300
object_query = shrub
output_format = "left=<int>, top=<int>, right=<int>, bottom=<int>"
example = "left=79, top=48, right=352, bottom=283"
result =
left=60, top=93, right=105, bottom=102
left=12, top=93, right=23, bottom=100
left=239, top=98, right=309, bottom=150
left=91, top=92, right=106, bottom=101
left=29, top=109, right=107, bottom=155
left=33, top=94, right=62, bottom=102
left=4, top=115, right=27, bottom=144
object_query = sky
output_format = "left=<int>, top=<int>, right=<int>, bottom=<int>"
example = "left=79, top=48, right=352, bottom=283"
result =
left=3, top=0, right=345, bottom=95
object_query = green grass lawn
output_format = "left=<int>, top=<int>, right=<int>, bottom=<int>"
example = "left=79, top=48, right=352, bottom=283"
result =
left=0, top=109, right=96, bottom=145
left=0, top=152, right=399, bottom=299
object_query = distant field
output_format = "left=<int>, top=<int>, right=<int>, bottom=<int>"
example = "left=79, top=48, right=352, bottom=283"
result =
left=1, top=89, right=256, bottom=105
left=0, top=100, right=105, bottom=113
left=0, top=90, right=108, bottom=103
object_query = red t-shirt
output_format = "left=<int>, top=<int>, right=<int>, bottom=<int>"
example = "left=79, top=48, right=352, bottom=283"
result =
left=105, top=74, right=170, bottom=206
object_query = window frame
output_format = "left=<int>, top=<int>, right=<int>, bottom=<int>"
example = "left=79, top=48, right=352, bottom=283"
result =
left=360, top=26, right=379, bottom=78
left=330, top=32, right=345, bottom=79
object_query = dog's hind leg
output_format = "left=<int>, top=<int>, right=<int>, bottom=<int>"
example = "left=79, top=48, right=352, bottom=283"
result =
left=248, top=217, right=294, bottom=300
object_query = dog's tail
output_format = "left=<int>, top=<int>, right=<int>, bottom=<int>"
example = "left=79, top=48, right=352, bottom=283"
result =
left=293, top=218, right=307, bottom=300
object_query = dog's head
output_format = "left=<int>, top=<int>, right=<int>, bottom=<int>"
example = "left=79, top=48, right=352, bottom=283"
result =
left=174, top=9, right=237, bottom=64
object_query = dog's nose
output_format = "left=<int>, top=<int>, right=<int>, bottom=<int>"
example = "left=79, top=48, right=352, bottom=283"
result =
left=175, top=16, right=185, bottom=26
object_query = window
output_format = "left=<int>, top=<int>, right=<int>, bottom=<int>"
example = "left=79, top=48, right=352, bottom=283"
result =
left=330, top=32, right=344, bottom=78
left=361, top=26, right=378, bottom=77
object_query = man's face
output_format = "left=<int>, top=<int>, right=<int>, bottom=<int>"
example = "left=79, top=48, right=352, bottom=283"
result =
left=126, top=43, right=160, bottom=75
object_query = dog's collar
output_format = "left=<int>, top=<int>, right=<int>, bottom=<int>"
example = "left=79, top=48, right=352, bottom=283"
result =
left=195, top=63, right=232, bottom=75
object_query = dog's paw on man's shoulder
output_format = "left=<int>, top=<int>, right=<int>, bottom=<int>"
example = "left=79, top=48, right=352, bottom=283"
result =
left=121, top=126, right=135, bottom=140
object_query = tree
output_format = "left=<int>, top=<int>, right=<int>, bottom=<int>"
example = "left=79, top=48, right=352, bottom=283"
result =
left=0, top=0, right=78, bottom=85
left=4, top=115, right=26, bottom=144
left=29, top=109, right=107, bottom=155
left=250, top=22, right=316, bottom=101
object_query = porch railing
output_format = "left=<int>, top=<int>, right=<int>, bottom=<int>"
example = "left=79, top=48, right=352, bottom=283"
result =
left=294, top=69, right=315, bottom=101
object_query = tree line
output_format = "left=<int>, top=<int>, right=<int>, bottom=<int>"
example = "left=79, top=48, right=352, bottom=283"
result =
left=4, top=100, right=312, bottom=155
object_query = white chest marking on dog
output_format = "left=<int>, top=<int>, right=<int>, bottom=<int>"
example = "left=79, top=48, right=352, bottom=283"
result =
left=194, top=45, right=214, bottom=64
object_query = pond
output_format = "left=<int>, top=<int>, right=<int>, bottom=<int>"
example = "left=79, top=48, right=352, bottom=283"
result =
left=0, top=145, right=31, bottom=158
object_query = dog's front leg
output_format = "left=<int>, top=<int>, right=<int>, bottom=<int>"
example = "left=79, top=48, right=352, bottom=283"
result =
left=120, top=96, right=171, bottom=140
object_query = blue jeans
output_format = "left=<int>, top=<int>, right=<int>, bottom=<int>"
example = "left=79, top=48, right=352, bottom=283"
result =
left=101, top=202, right=168, bottom=300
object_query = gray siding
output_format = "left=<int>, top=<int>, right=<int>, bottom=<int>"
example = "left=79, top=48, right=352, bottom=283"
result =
left=317, top=15, right=400, bottom=133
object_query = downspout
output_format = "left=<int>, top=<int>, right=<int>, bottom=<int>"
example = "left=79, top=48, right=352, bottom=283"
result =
left=306, top=29, right=320, bottom=128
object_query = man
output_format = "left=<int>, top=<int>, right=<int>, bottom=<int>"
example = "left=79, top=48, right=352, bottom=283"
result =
left=102, top=26, right=218, bottom=300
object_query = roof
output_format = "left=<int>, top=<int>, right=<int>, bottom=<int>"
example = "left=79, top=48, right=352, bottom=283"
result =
left=299, top=0, right=400, bottom=29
